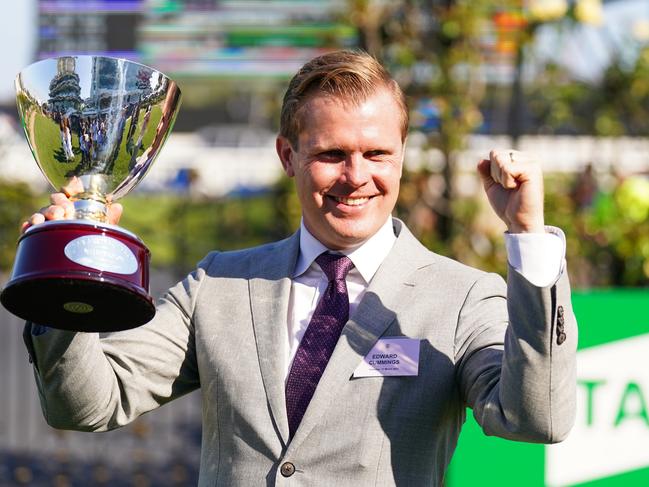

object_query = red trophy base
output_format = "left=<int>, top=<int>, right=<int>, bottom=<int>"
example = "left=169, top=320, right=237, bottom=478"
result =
left=0, top=220, right=155, bottom=332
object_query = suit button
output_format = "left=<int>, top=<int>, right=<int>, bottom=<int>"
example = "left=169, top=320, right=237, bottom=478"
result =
left=557, top=332, right=567, bottom=345
left=280, top=462, right=296, bottom=477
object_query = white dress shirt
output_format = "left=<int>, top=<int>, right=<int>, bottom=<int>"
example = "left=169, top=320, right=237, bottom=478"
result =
left=284, top=217, right=566, bottom=380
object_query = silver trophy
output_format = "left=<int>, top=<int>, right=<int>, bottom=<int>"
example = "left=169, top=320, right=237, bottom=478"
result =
left=0, top=56, right=182, bottom=332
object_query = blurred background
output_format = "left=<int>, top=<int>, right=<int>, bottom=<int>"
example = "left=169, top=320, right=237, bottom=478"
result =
left=0, top=0, right=648, bottom=485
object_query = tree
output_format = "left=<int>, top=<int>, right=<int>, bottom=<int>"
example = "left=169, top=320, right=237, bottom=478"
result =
left=348, top=0, right=502, bottom=244
left=0, top=180, right=40, bottom=272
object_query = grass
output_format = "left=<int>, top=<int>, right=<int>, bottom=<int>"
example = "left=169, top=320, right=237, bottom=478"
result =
left=29, top=105, right=163, bottom=193
left=119, top=190, right=288, bottom=272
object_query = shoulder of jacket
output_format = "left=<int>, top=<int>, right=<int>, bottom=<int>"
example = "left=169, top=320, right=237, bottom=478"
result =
left=197, top=236, right=294, bottom=273
left=416, top=250, right=504, bottom=290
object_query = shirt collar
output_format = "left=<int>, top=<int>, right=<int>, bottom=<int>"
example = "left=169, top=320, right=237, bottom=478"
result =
left=294, top=217, right=397, bottom=283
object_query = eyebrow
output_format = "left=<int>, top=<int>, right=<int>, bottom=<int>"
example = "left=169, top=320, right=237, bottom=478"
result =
left=309, top=143, right=395, bottom=153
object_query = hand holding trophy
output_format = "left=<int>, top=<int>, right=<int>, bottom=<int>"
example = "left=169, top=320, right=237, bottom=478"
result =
left=0, top=56, right=181, bottom=332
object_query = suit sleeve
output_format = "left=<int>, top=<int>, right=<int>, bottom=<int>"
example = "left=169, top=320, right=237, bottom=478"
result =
left=23, top=253, right=217, bottom=432
left=454, top=266, right=577, bottom=443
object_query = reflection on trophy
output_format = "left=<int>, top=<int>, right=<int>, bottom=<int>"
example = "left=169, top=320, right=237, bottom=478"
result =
left=0, top=56, right=182, bottom=332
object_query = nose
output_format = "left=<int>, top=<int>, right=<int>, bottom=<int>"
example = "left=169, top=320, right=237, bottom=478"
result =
left=341, top=152, right=370, bottom=187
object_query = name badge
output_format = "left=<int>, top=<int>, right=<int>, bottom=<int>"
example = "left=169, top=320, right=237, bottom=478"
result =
left=353, top=337, right=420, bottom=378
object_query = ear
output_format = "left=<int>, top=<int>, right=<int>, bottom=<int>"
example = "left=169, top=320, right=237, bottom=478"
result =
left=276, top=136, right=296, bottom=177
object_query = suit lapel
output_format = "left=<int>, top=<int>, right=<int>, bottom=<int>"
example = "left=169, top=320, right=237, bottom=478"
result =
left=249, top=231, right=300, bottom=445
left=287, top=220, right=436, bottom=451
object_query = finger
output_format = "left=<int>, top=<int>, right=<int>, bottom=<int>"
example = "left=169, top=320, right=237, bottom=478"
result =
left=505, top=150, right=533, bottom=171
left=499, top=150, right=543, bottom=187
left=64, top=203, right=76, bottom=219
left=50, top=192, right=75, bottom=219
left=489, top=149, right=518, bottom=189
left=42, top=204, right=66, bottom=221
left=508, top=150, right=517, bottom=164
left=107, top=203, right=123, bottom=225
left=489, top=149, right=517, bottom=189
left=62, top=176, right=84, bottom=197
left=25, top=212, right=46, bottom=231
left=50, top=192, right=71, bottom=205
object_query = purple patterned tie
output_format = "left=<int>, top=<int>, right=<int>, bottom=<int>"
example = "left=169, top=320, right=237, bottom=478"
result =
left=285, top=252, right=354, bottom=438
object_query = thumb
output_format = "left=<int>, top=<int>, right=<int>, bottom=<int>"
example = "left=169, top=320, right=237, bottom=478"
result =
left=477, top=158, right=495, bottom=190
left=107, top=203, right=123, bottom=225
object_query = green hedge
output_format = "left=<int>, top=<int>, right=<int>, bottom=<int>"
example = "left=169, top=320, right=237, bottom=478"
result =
left=1, top=172, right=647, bottom=288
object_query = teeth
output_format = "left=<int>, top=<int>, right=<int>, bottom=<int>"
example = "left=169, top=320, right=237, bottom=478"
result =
left=334, top=196, right=369, bottom=206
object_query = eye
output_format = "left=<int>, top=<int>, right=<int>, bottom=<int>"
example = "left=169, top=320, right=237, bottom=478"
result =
left=317, top=149, right=346, bottom=161
left=365, top=150, right=388, bottom=160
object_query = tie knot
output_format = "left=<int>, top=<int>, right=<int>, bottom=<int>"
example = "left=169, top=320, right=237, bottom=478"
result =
left=315, top=252, right=354, bottom=282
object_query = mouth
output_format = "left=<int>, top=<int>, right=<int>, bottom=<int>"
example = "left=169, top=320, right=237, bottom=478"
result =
left=329, top=195, right=372, bottom=206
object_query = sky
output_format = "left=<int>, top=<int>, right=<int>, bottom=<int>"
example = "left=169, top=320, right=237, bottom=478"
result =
left=535, top=0, right=649, bottom=82
left=0, top=1, right=35, bottom=103
left=1, top=0, right=648, bottom=104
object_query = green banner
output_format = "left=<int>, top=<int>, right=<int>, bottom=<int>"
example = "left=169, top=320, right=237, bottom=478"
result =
left=447, top=289, right=649, bottom=487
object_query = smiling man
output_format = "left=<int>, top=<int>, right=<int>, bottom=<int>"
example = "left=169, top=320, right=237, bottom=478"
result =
left=23, top=50, right=576, bottom=486
left=276, top=81, right=405, bottom=250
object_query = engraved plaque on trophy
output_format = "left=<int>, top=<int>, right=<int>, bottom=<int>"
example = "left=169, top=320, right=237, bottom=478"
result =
left=0, top=56, right=182, bottom=332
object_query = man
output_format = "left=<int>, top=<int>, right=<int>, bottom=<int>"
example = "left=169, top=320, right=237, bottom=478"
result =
left=23, top=50, right=576, bottom=486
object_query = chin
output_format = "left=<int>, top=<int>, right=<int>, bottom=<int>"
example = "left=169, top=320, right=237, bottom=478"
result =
left=326, top=223, right=376, bottom=247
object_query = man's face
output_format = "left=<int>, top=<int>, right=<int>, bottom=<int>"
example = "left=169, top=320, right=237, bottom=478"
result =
left=277, top=88, right=405, bottom=250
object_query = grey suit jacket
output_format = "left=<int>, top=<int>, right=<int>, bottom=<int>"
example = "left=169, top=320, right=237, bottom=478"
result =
left=25, top=219, right=577, bottom=486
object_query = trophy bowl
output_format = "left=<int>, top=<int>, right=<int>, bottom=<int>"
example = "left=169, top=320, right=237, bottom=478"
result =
left=0, top=56, right=182, bottom=332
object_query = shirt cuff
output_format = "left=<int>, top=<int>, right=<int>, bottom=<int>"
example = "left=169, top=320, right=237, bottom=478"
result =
left=504, top=226, right=566, bottom=287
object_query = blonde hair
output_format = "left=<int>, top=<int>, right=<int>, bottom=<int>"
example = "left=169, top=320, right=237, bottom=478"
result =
left=280, top=50, right=408, bottom=146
